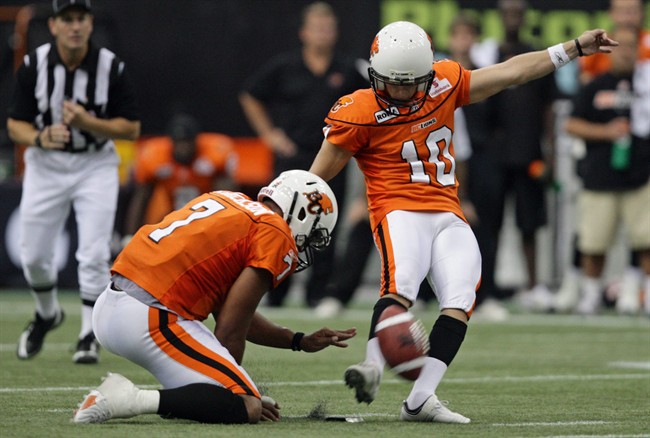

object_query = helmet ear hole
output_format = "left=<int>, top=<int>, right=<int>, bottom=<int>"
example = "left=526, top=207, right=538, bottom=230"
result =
left=257, top=169, right=338, bottom=270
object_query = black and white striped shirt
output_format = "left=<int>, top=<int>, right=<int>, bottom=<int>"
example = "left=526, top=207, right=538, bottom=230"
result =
left=8, top=41, right=139, bottom=153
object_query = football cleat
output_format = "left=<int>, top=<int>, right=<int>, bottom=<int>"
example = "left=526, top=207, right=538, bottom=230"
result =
left=575, top=287, right=602, bottom=315
left=73, top=333, right=100, bottom=364
left=314, top=297, right=344, bottom=319
left=400, top=395, right=470, bottom=424
left=344, top=362, right=381, bottom=404
left=616, top=271, right=642, bottom=315
left=554, top=269, right=580, bottom=313
left=73, top=372, right=140, bottom=423
left=17, top=310, right=65, bottom=360
left=517, top=284, right=554, bottom=313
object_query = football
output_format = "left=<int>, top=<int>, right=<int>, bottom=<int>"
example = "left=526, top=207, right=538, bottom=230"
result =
left=375, top=304, right=429, bottom=381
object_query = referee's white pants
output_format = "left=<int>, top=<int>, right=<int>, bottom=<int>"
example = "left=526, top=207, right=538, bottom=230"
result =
left=20, top=146, right=118, bottom=301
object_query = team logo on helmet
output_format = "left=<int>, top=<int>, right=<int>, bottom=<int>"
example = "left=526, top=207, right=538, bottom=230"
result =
left=304, top=190, right=334, bottom=215
left=330, top=96, right=354, bottom=113
left=370, top=35, right=380, bottom=58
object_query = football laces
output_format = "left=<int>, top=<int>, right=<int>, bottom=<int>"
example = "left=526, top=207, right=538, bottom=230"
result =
left=409, top=319, right=430, bottom=354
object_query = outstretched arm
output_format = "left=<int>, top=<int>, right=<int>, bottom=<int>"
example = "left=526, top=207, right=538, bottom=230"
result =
left=470, top=29, right=618, bottom=103
left=247, top=311, right=357, bottom=352
left=310, top=138, right=354, bottom=182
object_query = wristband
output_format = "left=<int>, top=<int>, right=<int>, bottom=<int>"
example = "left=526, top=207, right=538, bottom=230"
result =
left=34, top=129, right=43, bottom=147
left=547, top=43, right=570, bottom=70
left=291, top=332, right=304, bottom=351
left=574, top=38, right=584, bottom=57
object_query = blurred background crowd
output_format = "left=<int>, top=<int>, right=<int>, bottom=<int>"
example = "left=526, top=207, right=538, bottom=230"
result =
left=1, top=0, right=648, bottom=320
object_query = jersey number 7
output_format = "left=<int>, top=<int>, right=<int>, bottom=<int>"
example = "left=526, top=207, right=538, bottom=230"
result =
left=149, top=199, right=225, bottom=243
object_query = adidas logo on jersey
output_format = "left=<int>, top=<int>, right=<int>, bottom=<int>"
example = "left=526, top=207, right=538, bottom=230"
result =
left=374, top=106, right=400, bottom=123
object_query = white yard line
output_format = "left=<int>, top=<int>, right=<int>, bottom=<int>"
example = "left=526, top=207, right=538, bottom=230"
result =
left=1, top=372, right=648, bottom=393
left=544, top=435, right=650, bottom=438
left=608, top=361, right=650, bottom=370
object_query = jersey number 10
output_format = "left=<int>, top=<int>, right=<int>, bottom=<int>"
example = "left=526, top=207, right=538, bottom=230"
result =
left=401, top=126, right=455, bottom=187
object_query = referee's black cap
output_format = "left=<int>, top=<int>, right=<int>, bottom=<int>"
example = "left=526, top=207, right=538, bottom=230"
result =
left=53, top=0, right=92, bottom=16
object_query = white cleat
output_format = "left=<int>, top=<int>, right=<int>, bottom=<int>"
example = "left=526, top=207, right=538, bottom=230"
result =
left=616, top=272, right=641, bottom=315
left=344, top=362, right=381, bottom=404
left=575, top=287, right=602, bottom=316
left=400, top=395, right=470, bottom=424
left=314, top=297, right=343, bottom=319
left=72, top=372, right=140, bottom=423
left=473, top=298, right=510, bottom=322
left=554, top=271, right=581, bottom=313
left=517, top=284, right=554, bottom=313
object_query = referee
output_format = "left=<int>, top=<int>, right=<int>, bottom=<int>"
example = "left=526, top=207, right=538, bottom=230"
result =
left=7, top=0, right=140, bottom=364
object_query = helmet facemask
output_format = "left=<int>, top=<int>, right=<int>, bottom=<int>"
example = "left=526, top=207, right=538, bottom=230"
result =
left=368, top=67, right=434, bottom=115
left=284, top=191, right=333, bottom=272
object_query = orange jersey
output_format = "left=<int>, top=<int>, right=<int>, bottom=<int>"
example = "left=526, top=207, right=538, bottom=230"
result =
left=324, top=59, right=471, bottom=230
left=134, top=133, right=234, bottom=209
left=112, top=191, right=298, bottom=321
left=580, top=29, right=650, bottom=78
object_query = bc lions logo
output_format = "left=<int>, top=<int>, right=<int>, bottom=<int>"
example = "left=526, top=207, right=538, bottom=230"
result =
left=330, top=96, right=354, bottom=113
left=304, top=190, right=334, bottom=215
left=370, top=35, right=379, bottom=58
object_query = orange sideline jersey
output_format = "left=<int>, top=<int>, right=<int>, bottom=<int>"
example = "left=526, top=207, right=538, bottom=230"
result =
left=580, top=29, right=650, bottom=78
left=134, top=133, right=234, bottom=197
left=324, top=59, right=471, bottom=230
left=112, top=191, right=298, bottom=321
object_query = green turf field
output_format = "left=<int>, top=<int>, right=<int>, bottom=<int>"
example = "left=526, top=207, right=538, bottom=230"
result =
left=1, top=289, right=648, bottom=437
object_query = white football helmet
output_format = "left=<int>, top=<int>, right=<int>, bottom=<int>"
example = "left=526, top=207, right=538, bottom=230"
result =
left=258, top=170, right=338, bottom=271
left=368, top=21, right=435, bottom=114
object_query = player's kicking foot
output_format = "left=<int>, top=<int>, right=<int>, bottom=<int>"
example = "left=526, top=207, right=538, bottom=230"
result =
left=17, top=310, right=65, bottom=360
left=344, top=362, right=381, bottom=404
left=400, top=395, right=470, bottom=424
left=73, top=372, right=141, bottom=423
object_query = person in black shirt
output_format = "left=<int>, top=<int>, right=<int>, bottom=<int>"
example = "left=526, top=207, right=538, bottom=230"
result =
left=564, top=26, right=650, bottom=315
left=7, top=0, right=140, bottom=363
left=470, top=0, right=557, bottom=312
left=239, top=1, right=368, bottom=308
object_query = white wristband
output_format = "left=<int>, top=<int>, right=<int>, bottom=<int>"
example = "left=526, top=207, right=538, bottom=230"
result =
left=547, top=43, right=571, bottom=70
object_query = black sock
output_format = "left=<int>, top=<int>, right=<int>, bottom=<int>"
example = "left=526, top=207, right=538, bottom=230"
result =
left=428, top=315, right=467, bottom=366
left=368, top=297, right=408, bottom=339
left=158, top=383, right=248, bottom=424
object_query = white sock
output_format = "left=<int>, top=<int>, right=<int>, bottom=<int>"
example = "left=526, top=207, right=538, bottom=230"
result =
left=135, top=389, right=160, bottom=415
left=582, top=276, right=602, bottom=300
left=366, top=337, right=386, bottom=372
left=621, top=267, right=642, bottom=294
left=79, top=304, right=94, bottom=338
left=32, top=288, right=59, bottom=319
left=623, top=267, right=642, bottom=284
left=406, top=357, right=447, bottom=409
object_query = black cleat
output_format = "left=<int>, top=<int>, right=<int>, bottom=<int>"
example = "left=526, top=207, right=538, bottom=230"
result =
left=73, top=332, right=100, bottom=364
left=17, top=310, right=65, bottom=359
